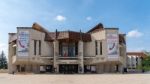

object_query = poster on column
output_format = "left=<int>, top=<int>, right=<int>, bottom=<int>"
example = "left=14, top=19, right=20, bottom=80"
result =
left=107, top=34, right=119, bottom=59
left=17, top=31, right=29, bottom=56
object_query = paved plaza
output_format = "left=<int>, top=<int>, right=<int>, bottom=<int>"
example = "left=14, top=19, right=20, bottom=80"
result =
left=0, top=73, right=150, bottom=84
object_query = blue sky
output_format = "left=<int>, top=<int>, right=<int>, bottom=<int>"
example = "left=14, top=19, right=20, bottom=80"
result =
left=0, top=0, right=150, bottom=56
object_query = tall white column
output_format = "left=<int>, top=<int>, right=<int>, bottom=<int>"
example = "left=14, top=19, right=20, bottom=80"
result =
left=78, top=41, right=84, bottom=73
left=8, top=43, right=13, bottom=74
left=53, top=40, right=59, bottom=73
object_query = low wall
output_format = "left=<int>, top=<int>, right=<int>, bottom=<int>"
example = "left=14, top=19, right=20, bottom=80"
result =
left=0, top=69, right=8, bottom=73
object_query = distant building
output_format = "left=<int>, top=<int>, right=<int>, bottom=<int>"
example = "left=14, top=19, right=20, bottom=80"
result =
left=8, top=23, right=126, bottom=74
left=127, top=52, right=147, bottom=69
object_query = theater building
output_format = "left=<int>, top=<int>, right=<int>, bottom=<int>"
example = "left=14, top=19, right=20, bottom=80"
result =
left=8, top=23, right=126, bottom=74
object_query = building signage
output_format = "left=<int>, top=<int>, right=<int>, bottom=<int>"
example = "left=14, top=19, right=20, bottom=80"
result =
left=107, top=34, right=119, bottom=59
left=17, top=31, right=29, bottom=56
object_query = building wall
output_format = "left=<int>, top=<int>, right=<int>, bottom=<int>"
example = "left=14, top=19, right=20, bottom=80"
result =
left=29, top=29, right=53, bottom=57
left=127, top=55, right=142, bottom=69
left=83, top=29, right=126, bottom=73
left=8, top=27, right=126, bottom=74
left=83, top=41, right=95, bottom=57
left=8, top=28, right=54, bottom=73
left=126, top=52, right=146, bottom=72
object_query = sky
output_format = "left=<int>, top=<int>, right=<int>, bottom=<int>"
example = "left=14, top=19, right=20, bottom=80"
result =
left=0, top=0, right=150, bottom=57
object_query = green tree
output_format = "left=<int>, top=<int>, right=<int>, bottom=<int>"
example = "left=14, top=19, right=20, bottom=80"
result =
left=0, top=51, right=7, bottom=69
left=141, top=56, right=150, bottom=71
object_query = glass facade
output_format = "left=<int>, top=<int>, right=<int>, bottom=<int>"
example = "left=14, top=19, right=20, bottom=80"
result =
left=59, top=42, right=76, bottom=57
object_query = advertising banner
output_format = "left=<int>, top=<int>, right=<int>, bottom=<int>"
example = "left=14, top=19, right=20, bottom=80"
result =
left=17, top=31, right=29, bottom=56
left=107, top=34, right=119, bottom=59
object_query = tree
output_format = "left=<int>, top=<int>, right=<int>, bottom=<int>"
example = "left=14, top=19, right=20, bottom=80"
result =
left=141, top=56, right=150, bottom=71
left=0, top=51, right=7, bottom=69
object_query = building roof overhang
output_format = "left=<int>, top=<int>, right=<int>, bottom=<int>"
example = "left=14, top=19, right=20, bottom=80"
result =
left=119, top=34, right=126, bottom=45
left=45, top=31, right=91, bottom=42
left=87, top=23, right=104, bottom=33
left=127, top=52, right=147, bottom=58
left=32, top=23, right=91, bottom=42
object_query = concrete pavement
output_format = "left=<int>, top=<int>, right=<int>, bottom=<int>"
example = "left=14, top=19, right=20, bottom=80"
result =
left=0, top=73, right=149, bottom=84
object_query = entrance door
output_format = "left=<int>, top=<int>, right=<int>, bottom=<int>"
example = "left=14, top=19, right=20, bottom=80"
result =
left=45, top=65, right=53, bottom=72
left=21, top=66, right=25, bottom=72
left=59, top=64, right=78, bottom=74
left=115, top=64, right=119, bottom=72
left=40, top=65, right=53, bottom=73
left=16, top=65, right=20, bottom=72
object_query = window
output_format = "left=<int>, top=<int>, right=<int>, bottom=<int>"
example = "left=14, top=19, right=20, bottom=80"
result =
left=39, top=40, right=41, bottom=55
left=75, top=42, right=78, bottom=55
left=100, top=41, right=102, bottom=55
left=59, top=42, right=62, bottom=55
left=68, top=43, right=75, bottom=57
left=95, top=41, right=98, bottom=55
left=34, top=40, right=37, bottom=55
left=60, top=42, right=76, bottom=57
left=62, top=43, right=68, bottom=57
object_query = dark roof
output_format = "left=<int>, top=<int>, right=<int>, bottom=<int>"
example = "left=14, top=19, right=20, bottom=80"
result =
left=32, top=22, right=124, bottom=42
left=9, top=33, right=16, bottom=35
left=32, top=23, right=91, bottom=42
left=45, top=31, right=91, bottom=42
left=32, top=23, right=53, bottom=41
left=87, top=23, right=104, bottom=33
left=127, top=52, right=147, bottom=58
left=105, top=28, right=119, bottom=30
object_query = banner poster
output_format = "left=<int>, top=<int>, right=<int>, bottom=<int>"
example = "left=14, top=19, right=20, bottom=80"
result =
left=17, top=31, right=29, bottom=56
left=107, top=34, right=119, bottom=59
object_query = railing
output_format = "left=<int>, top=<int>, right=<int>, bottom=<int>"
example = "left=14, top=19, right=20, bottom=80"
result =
left=58, top=55, right=79, bottom=60
left=84, top=56, right=96, bottom=58
left=40, top=56, right=53, bottom=59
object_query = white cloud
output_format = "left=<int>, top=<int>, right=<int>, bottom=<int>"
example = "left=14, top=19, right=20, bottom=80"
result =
left=127, top=29, right=143, bottom=38
left=86, top=16, right=92, bottom=21
left=55, top=15, right=66, bottom=21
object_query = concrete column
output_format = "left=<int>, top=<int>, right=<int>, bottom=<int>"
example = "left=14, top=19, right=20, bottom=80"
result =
left=8, top=43, right=12, bottom=73
left=129, top=56, right=132, bottom=68
left=96, top=64, right=104, bottom=73
left=32, top=64, right=40, bottom=73
left=105, top=63, right=109, bottom=72
left=123, top=46, right=127, bottom=68
left=130, top=56, right=133, bottom=69
left=118, top=64, right=124, bottom=73
left=53, top=40, right=59, bottom=73
left=110, top=63, right=115, bottom=72
left=8, top=43, right=15, bottom=74
left=138, top=57, right=141, bottom=66
left=78, top=41, right=84, bottom=73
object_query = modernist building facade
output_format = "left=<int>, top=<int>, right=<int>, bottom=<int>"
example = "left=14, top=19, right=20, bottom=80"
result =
left=127, top=52, right=147, bottom=69
left=8, top=23, right=126, bottom=74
